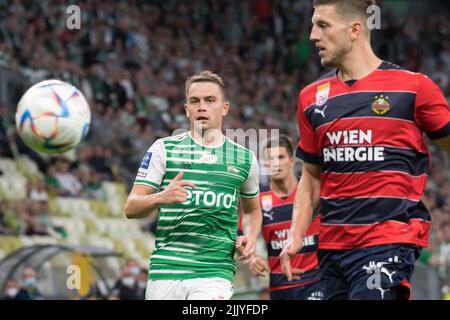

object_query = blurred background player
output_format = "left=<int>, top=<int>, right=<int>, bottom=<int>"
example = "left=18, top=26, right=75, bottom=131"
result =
left=281, top=0, right=450, bottom=300
left=249, top=134, right=322, bottom=300
left=124, top=71, right=262, bottom=300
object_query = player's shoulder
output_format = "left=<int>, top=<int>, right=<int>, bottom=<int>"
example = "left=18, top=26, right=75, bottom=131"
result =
left=299, top=69, right=336, bottom=97
left=224, top=136, right=255, bottom=155
left=375, top=61, right=418, bottom=76
left=159, top=131, right=190, bottom=145
left=376, top=61, right=438, bottom=88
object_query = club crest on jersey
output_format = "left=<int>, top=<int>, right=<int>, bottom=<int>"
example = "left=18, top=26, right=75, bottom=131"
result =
left=261, top=194, right=273, bottom=211
left=371, top=95, right=390, bottom=115
left=316, top=82, right=330, bottom=106
left=199, top=152, right=218, bottom=164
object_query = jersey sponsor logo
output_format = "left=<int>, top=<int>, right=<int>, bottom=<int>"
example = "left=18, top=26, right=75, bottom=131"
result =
left=140, top=152, right=152, bottom=169
left=270, top=230, right=316, bottom=250
left=263, top=210, right=274, bottom=221
left=316, top=82, right=330, bottom=107
left=182, top=189, right=237, bottom=209
left=371, top=95, right=390, bottom=115
left=137, top=170, right=147, bottom=178
left=314, top=105, right=328, bottom=118
left=323, top=130, right=385, bottom=162
left=261, top=195, right=273, bottom=211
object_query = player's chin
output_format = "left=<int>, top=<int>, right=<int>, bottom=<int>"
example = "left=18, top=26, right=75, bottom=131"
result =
left=320, top=56, right=336, bottom=68
left=271, top=172, right=285, bottom=180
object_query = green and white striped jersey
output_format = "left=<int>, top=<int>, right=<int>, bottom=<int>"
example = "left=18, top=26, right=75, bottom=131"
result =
left=134, top=131, right=260, bottom=282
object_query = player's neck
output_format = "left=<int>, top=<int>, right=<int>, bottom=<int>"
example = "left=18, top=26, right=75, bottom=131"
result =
left=190, top=128, right=224, bottom=147
left=270, top=174, right=297, bottom=198
left=337, top=44, right=382, bottom=82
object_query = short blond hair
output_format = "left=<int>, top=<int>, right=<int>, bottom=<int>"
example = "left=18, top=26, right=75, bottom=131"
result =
left=185, top=70, right=226, bottom=100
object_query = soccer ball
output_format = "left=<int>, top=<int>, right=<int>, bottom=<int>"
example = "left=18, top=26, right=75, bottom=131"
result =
left=15, top=79, right=91, bottom=154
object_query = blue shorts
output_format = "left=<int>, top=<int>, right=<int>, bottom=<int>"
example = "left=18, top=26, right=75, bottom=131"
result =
left=317, top=244, right=421, bottom=300
left=270, top=280, right=324, bottom=300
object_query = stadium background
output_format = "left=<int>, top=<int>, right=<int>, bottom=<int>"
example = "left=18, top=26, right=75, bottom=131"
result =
left=0, top=0, right=448, bottom=299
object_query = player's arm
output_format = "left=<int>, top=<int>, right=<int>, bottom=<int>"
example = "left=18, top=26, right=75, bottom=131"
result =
left=290, top=162, right=321, bottom=247
left=281, top=91, right=322, bottom=281
left=237, top=152, right=262, bottom=262
left=125, top=172, right=195, bottom=219
left=124, top=139, right=195, bottom=219
left=237, top=196, right=262, bottom=261
left=280, top=162, right=321, bottom=281
left=415, top=74, right=450, bottom=151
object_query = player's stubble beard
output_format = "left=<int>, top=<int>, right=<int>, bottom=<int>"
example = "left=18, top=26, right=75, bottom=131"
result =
left=321, top=42, right=352, bottom=69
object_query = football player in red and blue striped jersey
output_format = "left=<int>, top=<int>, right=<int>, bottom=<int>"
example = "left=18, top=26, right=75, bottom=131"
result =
left=281, top=0, right=449, bottom=300
left=249, top=135, right=323, bottom=300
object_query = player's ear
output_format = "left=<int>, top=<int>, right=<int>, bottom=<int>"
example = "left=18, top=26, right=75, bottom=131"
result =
left=222, top=101, right=230, bottom=116
left=184, top=103, right=190, bottom=118
left=349, top=21, right=363, bottom=41
left=288, top=155, right=295, bottom=166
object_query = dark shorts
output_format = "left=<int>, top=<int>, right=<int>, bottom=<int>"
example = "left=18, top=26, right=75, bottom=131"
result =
left=317, top=244, right=421, bottom=300
left=270, top=280, right=324, bottom=300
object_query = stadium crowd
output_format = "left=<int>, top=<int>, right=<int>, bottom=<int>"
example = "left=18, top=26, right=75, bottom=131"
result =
left=0, top=0, right=449, bottom=299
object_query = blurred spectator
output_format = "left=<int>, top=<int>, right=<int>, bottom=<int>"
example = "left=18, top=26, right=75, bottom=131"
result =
left=16, top=267, right=43, bottom=300
left=108, top=265, right=140, bottom=300
left=0, top=105, right=14, bottom=158
left=27, top=179, right=48, bottom=202
left=126, top=258, right=141, bottom=278
left=136, top=268, right=148, bottom=300
left=84, top=169, right=106, bottom=200
left=0, top=201, right=14, bottom=235
left=44, top=164, right=63, bottom=195
left=54, top=158, right=83, bottom=196
left=1, top=279, right=20, bottom=300
left=19, top=200, right=50, bottom=236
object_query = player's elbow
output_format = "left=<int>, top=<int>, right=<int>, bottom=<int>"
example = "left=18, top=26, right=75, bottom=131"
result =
left=124, top=199, right=138, bottom=219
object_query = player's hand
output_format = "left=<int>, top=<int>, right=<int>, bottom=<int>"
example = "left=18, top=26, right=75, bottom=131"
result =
left=159, top=172, right=195, bottom=204
left=249, top=256, right=269, bottom=277
left=236, top=235, right=256, bottom=264
left=280, top=236, right=305, bottom=281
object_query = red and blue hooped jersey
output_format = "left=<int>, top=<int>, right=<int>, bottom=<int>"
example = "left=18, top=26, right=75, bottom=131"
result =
left=296, top=61, right=450, bottom=250
left=259, top=186, right=321, bottom=291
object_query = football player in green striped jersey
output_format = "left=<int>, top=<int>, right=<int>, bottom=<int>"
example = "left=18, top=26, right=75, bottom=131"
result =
left=124, top=70, right=262, bottom=300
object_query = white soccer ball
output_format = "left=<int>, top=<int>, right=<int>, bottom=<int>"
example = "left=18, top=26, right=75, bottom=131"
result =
left=15, top=79, right=91, bottom=154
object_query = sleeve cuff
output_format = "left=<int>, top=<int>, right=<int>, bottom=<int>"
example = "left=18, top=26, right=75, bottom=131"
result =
left=426, top=122, right=450, bottom=140
left=295, top=146, right=321, bottom=164
left=134, top=180, right=160, bottom=189
left=240, top=190, right=260, bottom=198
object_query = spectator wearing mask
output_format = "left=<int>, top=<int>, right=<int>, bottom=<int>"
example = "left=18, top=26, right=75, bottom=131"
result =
left=109, top=265, right=140, bottom=300
left=16, top=267, right=43, bottom=300
left=1, top=279, right=20, bottom=300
